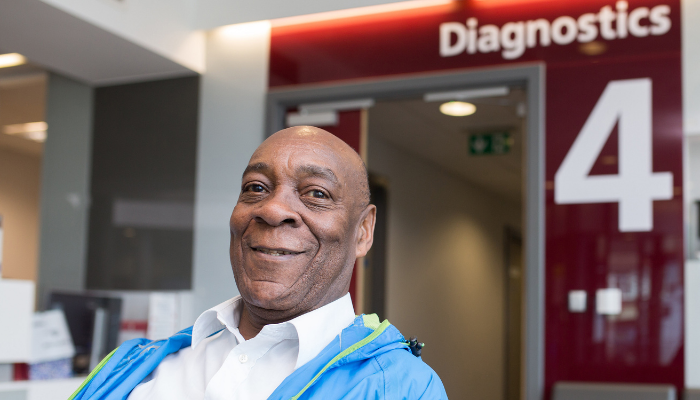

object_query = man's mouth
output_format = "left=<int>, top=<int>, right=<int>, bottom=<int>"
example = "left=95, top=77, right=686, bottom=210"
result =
left=251, top=247, right=301, bottom=256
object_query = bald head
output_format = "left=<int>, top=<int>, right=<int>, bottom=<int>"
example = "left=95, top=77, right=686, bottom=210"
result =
left=253, top=126, right=370, bottom=209
left=230, top=125, right=377, bottom=332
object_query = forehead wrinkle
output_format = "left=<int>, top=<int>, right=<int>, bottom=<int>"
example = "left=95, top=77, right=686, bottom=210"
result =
left=243, top=162, right=272, bottom=178
left=295, top=164, right=339, bottom=185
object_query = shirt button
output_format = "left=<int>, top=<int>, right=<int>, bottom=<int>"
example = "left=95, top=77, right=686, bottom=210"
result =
left=238, top=354, right=248, bottom=363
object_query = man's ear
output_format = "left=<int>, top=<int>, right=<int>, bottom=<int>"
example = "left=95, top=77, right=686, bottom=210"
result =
left=355, top=204, right=376, bottom=258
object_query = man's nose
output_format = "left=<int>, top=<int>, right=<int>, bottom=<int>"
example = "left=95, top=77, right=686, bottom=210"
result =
left=253, top=189, right=301, bottom=227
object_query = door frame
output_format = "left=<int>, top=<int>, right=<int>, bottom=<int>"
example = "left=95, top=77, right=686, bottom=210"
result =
left=266, top=63, right=546, bottom=400
left=504, top=226, right=525, bottom=400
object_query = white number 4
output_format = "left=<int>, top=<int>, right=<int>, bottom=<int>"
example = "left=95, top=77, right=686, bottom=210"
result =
left=554, top=78, right=673, bottom=232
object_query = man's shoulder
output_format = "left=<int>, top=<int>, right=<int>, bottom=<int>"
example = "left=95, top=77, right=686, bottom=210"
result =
left=331, top=320, right=447, bottom=399
left=318, top=344, right=446, bottom=399
left=366, top=322, right=447, bottom=399
left=375, top=344, right=435, bottom=371
left=374, top=346, right=447, bottom=397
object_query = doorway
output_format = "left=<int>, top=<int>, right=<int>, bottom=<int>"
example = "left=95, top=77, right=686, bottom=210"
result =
left=364, top=86, right=525, bottom=399
left=0, top=62, right=48, bottom=282
left=267, top=65, right=544, bottom=400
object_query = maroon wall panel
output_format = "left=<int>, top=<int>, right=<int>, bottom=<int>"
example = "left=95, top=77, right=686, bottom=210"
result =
left=270, top=0, right=684, bottom=396
left=546, top=55, right=684, bottom=392
left=316, top=110, right=362, bottom=153
left=310, top=110, right=363, bottom=310
left=270, top=1, right=680, bottom=88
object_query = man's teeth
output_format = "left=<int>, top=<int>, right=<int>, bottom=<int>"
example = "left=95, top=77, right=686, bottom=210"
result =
left=257, top=248, right=294, bottom=256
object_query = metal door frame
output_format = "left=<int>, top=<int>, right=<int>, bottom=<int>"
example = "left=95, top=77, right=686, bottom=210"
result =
left=266, top=63, right=546, bottom=400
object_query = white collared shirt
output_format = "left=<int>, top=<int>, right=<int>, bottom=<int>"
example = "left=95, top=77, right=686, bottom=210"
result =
left=127, top=293, right=355, bottom=400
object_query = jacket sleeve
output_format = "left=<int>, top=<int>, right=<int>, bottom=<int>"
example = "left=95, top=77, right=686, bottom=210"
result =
left=416, top=370, right=448, bottom=399
left=380, top=350, right=449, bottom=399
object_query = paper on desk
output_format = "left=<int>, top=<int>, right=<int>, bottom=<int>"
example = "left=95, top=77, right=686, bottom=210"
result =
left=31, top=309, right=76, bottom=364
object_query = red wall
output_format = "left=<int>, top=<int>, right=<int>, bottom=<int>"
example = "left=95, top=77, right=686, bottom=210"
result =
left=309, top=110, right=363, bottom=311
left=269, top=0, right=684, bottom=396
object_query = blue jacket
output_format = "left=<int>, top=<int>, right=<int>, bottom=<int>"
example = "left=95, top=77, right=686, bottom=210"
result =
left=68, top=314, right=448, bottom=400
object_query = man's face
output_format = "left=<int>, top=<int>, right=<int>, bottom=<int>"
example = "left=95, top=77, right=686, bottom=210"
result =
left=230, top=131, right=370, bottom=318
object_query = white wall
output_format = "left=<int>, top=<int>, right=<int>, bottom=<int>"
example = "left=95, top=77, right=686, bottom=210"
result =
left=679, top=0, right=700, bottom=390
left=687, top=129, right=700, bottom=389
left=368, top=135, right=521, bottom=399
left=0, top=280, right=35, bottom=363
left=688, top=137, right=700, bottom=203
left=683, top=0, right=700, bottom=136
left=191, top=22, right=270, bottom=316
left=687, top=260, right=700, bottom=388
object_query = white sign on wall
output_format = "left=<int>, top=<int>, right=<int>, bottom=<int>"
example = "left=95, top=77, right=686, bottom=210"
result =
left=440, top=2, right=672, bottom=60
left=554, top=78, right=673, bottom=232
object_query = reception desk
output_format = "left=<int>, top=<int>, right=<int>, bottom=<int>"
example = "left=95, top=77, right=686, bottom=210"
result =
left=0, top=377, right=83, bottom=400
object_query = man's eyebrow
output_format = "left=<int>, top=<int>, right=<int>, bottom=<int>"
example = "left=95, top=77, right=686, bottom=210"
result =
left=242, top=162, right=270, bottom=176
left=296, top=164, right=339, bottom=184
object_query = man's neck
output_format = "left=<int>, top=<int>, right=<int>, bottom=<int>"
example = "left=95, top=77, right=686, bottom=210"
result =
left=238, top=305, right=265, bottom=340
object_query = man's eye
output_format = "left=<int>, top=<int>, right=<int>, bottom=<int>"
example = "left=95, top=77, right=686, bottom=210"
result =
left=246, top=184, right=265, bottom=193
left=307, top=189, right=327, bottom=199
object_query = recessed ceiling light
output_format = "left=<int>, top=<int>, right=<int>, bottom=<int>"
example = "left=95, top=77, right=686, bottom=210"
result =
left=440, top=101, right=476, bottom=117
left=22, top=130, right=46, bottom=142
left=0, top=53, right=26, bottom=69
left=4, top=122, right=47, bottom=135
left=579, top=41, right=607, bottom=56
left=3, top=122, right=47, bottom=143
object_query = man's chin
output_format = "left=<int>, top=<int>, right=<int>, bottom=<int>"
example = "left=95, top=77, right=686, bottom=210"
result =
left=242, top=281, right=299, bottom=312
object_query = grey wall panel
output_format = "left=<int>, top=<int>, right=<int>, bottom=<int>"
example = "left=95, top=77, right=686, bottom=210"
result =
left=37, top=73, right=93, bottom=306
left=86, top=76, right=199, bottom=291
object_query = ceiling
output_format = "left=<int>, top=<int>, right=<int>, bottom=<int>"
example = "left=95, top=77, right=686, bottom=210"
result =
left=195, top=0, right=434, bottom=29
left=368, top=87, right=526, bottom=203
left=0, top=0, right=194, bottom=86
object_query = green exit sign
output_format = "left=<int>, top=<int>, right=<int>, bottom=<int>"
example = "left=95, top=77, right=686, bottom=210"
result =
left=469, top=132, right=512, bottom=155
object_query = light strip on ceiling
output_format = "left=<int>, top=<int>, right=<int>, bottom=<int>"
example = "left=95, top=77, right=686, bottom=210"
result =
left=0, top=53, right=27, bottom=69
left=424, top=86, right=510, bottom=102
left=286, top=111, right=338, bottom=127
left=299, top=98, right=375, bottom=113
left=287, top=98, right=375, bottom=127
left=4, top=122, right=47, bottom=135
left=3, top=122, right=47, bottom=143
left=271, top=0, right=454, bottom=27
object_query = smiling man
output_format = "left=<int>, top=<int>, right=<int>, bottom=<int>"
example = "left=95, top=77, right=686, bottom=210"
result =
left=69, top=126, right=447, bottom=400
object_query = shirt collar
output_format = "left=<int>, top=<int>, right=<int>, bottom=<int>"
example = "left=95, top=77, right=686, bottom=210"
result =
left=190, top=293, right=356, bottom=369
left=287, top=293, right=355, bottom=369
left=191, top=295, right=244, bottom=348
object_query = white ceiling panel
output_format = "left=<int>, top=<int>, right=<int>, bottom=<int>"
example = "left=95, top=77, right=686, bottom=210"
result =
left=0, top=0, right=195, bottom=86
left=368, top=88, right=526, bottom=202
